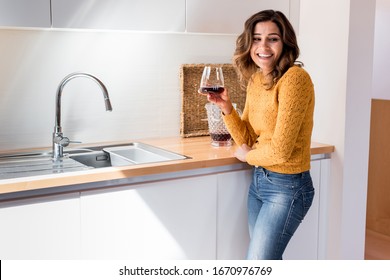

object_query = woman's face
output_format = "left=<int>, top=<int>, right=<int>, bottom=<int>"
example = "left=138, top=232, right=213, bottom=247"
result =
left=250, top=21, right=283, bottom=75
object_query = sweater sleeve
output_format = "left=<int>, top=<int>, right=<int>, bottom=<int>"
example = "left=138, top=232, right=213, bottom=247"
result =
left=222, top=82, right=258, bottom=147
left=246, top=67, right=314, bottom=167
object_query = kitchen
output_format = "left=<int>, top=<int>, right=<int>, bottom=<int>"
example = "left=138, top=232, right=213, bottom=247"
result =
left=0, top=0, right=386, bottom=261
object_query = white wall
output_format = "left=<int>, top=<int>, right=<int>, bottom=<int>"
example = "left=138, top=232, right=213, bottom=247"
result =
left=299, top=0, right=349, bottom=259
left=300, top=0, right=376, bottom=259
left=0, top=30, right=235, bottom=150
left=341, top=0, right=375, bottom=259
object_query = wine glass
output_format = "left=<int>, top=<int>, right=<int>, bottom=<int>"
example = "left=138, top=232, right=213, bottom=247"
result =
left=199, top=66, right=224, bottom=94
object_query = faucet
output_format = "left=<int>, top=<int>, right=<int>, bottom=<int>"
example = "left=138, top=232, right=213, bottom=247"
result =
left=52, top=72, right=113, bottom=160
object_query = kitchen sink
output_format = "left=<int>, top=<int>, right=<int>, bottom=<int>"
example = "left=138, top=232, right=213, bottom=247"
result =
left=0, top=142, right=189, bottom=179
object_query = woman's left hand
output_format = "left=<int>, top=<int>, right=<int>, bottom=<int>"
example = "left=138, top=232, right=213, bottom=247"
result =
left=234, top=144, right=252, bottom=162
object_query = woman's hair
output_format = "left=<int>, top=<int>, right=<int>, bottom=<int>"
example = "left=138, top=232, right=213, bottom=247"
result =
left=233, top=10, right=301, bottom=89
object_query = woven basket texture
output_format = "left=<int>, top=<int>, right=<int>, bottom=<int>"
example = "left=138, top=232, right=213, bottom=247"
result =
left=180, top=63, right=246, bottom=137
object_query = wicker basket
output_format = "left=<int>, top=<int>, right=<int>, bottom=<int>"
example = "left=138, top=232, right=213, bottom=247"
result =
left=180, top=63, right=246, bottom=137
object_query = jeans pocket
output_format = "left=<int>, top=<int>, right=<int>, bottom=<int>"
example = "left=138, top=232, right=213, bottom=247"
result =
left=263, top=171, right=293, bottom=189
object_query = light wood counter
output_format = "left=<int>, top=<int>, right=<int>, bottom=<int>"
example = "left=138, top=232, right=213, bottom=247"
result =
left=0, top=136, right=334, bottom=198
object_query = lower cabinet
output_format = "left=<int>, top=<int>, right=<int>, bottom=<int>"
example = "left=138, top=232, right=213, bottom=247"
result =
left=0, top=158, right=328, bottom=259
left=80, top=175, right=218, bottom=259
left=216, top=169, right=251, bottom=259
left=0, top=193, right=81, bottom=259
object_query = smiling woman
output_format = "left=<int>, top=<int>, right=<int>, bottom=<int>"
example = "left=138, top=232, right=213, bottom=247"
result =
left=206, top=10, right=315, bottom=260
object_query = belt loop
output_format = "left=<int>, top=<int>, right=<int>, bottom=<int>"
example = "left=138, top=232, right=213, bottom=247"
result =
left=255, top=166, right=266, bottom=176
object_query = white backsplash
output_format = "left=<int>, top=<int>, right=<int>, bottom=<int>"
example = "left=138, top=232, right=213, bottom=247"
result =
left=0, top=29, right=236, bottom=151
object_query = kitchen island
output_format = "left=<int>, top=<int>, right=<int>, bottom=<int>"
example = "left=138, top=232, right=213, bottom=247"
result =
left=0, top=136, right=334, bottom=260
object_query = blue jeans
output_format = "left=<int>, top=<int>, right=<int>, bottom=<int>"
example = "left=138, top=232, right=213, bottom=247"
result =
left=246, top=167, right=315, bottom=260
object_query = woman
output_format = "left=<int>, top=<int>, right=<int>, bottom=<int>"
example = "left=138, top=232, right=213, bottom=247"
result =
left=207, top=10, right=315, bottom=260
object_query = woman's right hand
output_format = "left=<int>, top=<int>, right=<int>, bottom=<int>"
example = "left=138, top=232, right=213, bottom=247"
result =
left=234, top=144, right=252, bottom=162
left=206, top=88, right=234, bottom=115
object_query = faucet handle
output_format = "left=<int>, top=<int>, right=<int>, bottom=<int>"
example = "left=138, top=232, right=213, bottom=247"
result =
left=58, top=136, right=71, bottom=147
left=62, top=137, right=82, bottom=146
left=54, top=135, right=81, bottom=147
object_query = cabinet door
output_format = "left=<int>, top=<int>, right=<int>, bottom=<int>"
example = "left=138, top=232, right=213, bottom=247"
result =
left=186, top=0, right=292, bottom=34
left=284, top=160, right=321, bottom=259
left=216, top=169, right=252, bottom=259
left=0, top=193, right=81, bottom=259
left=80, top=175, right=217, bottom=259
left=51, top=0, right=186, bottom=31
left=0, top=0, right=51, bottom=28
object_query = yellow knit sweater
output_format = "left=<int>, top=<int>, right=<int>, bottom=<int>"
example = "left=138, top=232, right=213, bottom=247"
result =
left=223, top=66, right=314, bottom=174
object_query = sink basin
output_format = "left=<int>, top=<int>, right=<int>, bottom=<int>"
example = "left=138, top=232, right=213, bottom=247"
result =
left=0, top=142, right=189, bottom=179
left=69, top=151, right=112, bottom=168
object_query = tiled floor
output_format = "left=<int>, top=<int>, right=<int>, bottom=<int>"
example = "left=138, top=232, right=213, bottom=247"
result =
left=365, top=229, right=390, bottom=260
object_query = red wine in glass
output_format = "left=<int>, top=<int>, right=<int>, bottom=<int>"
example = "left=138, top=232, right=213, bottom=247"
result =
left=199, top=86, right=225, bottom=94
left=199, top=66, right=224, bottom=95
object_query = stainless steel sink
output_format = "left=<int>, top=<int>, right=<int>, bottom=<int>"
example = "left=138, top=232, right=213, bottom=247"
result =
left=69, top=151, right=112, bottom=168
left=0, top=142, right=189, bottom=179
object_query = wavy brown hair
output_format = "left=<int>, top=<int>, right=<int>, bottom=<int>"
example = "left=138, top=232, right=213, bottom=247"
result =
left=233, top=10, right=301, bottom=89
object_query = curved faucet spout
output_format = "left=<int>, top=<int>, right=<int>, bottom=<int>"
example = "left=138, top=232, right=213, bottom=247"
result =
left=54, top=72, right=112, bottom=133
left=53, top=72, right=113, bottom=160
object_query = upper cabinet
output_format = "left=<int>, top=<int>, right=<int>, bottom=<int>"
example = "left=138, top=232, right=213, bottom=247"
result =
left=186, top=0, right=297, bottom=34
left=51, top=0, right=186, bottom=32
left=0, top=0, right=298, bottom=34
left=0, top=0, right=51, bottom=28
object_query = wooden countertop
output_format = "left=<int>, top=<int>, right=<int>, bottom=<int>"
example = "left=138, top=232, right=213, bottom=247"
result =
left=0, top=136, right=334, bottom=196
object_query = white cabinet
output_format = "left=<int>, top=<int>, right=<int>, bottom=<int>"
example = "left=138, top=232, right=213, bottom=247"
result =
left=1, top=0, right=298, bottom=34
left=216, top=169, right=252, bottom=259
left=80, top=175, right=217, bottom=259
left=51, top=0, right=186, bottom=32
left=0, top=193, right=81, bottom=259
left=0, top=0, right=51, bottom=28
left=186, top=0, right=295, bottom=34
